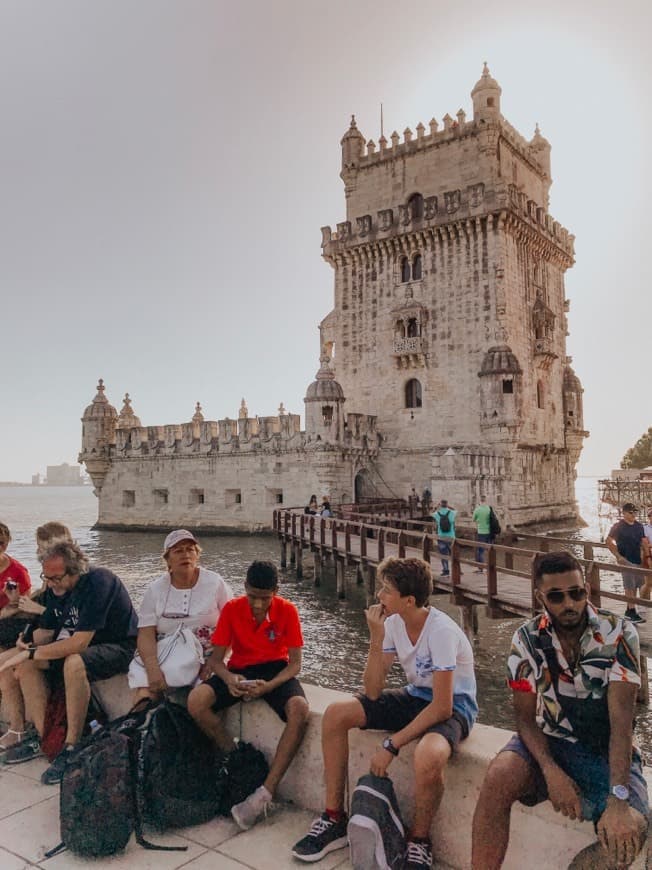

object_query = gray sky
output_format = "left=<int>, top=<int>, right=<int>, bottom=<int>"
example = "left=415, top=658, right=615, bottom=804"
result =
left=2, top=0, right=650, bottom=482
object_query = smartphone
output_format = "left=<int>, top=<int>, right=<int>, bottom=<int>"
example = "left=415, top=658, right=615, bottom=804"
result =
left=239, top=679, right=258, bottom=687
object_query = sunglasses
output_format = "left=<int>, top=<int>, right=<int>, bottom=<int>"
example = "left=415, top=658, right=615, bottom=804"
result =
left=542, top=587, right=587, bottom=605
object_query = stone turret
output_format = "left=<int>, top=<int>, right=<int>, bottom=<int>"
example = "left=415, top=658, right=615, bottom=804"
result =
left=478, top=346, right=523, bottom=436
left=340, top=115, right=366, bottom=186
left=471, top=62, right=501, bottom=122
left=304, top=353, right=346, bottom=442
left=116, top=393, right=141, bottom=429
left=78, top=379, right=118, bottom=491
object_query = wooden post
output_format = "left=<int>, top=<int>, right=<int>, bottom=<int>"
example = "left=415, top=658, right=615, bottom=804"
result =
left=451, top=541, right=462, bottom=597
left=295, top=545, right=303, bottom=580
left=356, top=564, right=363, bottom=585
left=313, top=551, right=322, bottom=587
left=587, top=560, right=602, bottom=608
left=459, top=604, right=478, bottom=643
left=364, top=564, right=376, bottom=606
left=398, top=531, right=406, bottom=558
left=280, top=540, right=287, bottom=569
left=336, top=558, right=346, bottom=600
left=290, top=546, right=296, bottom=565
left=486, top=546, right=499, bottom=618
left=637, top=654, right=649, bottom=706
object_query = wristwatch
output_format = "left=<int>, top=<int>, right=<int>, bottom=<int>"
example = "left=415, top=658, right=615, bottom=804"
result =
left=27, top=646, right=37, bottom=660
left=382, top=737, right=399, bottom=756
left=610, top=784, right=630, bottom=801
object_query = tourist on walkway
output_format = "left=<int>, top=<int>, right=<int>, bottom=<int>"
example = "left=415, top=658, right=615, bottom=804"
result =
left=188, top=560, right=309, bottom=831
left=127, top=529, right=232, bottom=699
left=292, top=557, right=477, bottom=869
left=472, top=495, right=492, bottom=572
left=471, top=550, right=649, bottom=870
left=320, top=497, right=332, bottom=518
left=0, top=540, right=138, bottom=784
left=304, top=495, right=319, bottom=515
left=605, top=502, right=650, bottom=622
left=433, top=499, right=456, bottom=575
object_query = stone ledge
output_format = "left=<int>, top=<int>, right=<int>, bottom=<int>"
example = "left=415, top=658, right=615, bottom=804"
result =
left=3, top=676, right=648, bottom=869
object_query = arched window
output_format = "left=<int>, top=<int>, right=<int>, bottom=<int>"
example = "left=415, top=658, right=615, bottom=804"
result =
left=408, top=193, right=423, bottom=221
left=412, top=254, right=422, bottom=280
left=407, top=317, right=419, bottom=337
left=405, top=379, right=422, bottom=409
left=400, top=257, right=410, bottom=283
left=395, top=319, right=406, bottom=338
left=536, top=380, right=544, bottom=409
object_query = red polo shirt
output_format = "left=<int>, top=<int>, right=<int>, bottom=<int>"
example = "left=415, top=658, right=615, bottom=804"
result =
left=0, top=557, right=31, bottom=610
left=211, top=595, right=303, bottom=670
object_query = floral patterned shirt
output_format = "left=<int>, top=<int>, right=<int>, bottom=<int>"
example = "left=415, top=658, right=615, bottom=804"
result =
left=507, top=604, right=641, bottom=742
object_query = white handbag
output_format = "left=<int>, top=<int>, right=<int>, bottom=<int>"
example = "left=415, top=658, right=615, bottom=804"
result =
left=128, top=625, right=204, bottom=689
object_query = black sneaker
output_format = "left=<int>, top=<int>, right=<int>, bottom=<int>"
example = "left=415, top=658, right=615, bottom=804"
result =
left=404, top=839, right=433, bottom=869
left=625, top=610, right=646, bottom=624
left=41, top=745, right=74, bottom=785
left=291, top=812, right=348, bottom=862
left=3, top=734, right=42, bottom=765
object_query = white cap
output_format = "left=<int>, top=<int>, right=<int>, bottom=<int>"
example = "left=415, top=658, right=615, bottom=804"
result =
left=163, top=529, right=198, bottom=553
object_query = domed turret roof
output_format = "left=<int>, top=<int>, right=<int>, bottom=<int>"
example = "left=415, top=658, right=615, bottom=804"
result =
left=563, top=365, right=583, bottom=393
left=479, top=345, right=522, bottom=376
left=340, top=114, right=365, bottom=145
left=83, top=379, right=118, bottom=420
left=471, top=62, right=502, bottom=97
left=116, top=393, right=141, bottom=428
left=305, top=355, right=345, bottom=402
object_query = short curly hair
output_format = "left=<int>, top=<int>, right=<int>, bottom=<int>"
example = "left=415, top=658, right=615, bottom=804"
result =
left=377, top=557, right=432, bottom=607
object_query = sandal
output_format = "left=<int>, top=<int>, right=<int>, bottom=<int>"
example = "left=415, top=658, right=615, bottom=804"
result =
left=0, top=729, right=25, bottom=753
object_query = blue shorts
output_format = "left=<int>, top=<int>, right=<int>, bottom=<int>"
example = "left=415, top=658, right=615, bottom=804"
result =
left=502, top=733, right=649, bottom=823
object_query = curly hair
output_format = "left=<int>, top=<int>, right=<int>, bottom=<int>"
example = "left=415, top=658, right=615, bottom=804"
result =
left=39, top=540, right=89, bottom=576
left=377, top=557, right=432, bottom=607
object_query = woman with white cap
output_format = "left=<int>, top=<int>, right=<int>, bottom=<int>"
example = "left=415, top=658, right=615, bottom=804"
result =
left=128, top=529, right=232, bottom=699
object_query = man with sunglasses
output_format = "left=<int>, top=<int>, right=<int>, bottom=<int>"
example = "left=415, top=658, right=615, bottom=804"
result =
left=0, top=540, right=137, bottom=784
left=605, top=502, right=650, bottom=623
left=472, top=551, right=648, bottom=869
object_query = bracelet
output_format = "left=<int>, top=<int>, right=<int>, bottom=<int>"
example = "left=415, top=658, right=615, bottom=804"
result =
left=28, top=646, right=37, bottom=660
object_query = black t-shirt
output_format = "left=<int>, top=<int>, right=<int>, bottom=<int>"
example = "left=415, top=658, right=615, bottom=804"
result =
left=607, top=520, right=645, bottom=565
left=40, top=567, right=138, bottom=644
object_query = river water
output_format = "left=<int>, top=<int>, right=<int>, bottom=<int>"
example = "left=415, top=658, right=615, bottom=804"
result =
left=1, top=478, right=650, bottom=760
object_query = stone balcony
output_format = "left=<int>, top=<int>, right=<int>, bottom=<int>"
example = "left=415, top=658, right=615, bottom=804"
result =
left=392, top=336, right=426, bottom=369
left=533, top=336, right=558, bottom=369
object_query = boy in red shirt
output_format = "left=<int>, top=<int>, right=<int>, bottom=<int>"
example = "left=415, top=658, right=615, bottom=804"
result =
left=187, top=560, right=309, bottom=830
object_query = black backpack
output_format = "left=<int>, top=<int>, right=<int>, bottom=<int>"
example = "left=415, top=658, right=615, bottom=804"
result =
left=218, top=738, right=269, bottom=815
left=437, top=510, right=451, bottom=533
left=489, top=507, right=501, bottom=537
left=348, top=773, right=406, bottom=869
left=138, top=700, right=229, bottom=830
left=46, top=699, right=227, bottom=858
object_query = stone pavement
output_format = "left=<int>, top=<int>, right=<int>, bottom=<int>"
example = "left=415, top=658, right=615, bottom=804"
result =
left=0, top=753, right=452, bottom=869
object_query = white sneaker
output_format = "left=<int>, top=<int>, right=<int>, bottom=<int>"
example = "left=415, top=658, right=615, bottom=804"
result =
left=231, top=785, right=272, bottom=830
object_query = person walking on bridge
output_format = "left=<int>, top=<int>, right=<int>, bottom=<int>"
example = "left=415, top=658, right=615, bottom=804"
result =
left=605, top=502, right=650, bottom=623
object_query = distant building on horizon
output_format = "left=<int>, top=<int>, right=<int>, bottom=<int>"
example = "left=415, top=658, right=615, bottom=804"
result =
left=78, top=65, right=587, bottom=532
left=45, top=463, right=83, bottom=486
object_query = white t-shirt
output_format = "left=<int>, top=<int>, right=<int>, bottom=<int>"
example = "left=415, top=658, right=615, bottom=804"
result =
left=137, top=567, right=232, bottom=653
left=382, top=606, right=478, bottom=729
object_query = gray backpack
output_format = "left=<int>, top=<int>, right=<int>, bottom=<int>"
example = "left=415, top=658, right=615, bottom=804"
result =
left=348, top=773, right=406, bottom=870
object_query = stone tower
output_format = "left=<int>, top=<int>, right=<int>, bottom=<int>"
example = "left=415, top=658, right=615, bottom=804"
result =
left=319, top=65, right=587, bottom=525
left=78, top=379, right=117, bottom=492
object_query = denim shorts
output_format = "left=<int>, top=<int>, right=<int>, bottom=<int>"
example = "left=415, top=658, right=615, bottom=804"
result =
left=502, top=733, right=649, bottom=823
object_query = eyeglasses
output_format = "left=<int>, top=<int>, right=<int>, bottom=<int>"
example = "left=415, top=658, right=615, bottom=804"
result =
left=542, top=587, right=587, bottom=605
left=40, top=571, right=68, bottom=584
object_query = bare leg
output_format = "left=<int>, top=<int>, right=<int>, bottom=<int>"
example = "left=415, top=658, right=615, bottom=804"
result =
left=0, top=649, right=27, bottom=745
left=15, top=660, right=50, bottom=736
left=187, top=683, right=235, bottom=752
left=321, top=698, right=367, bottom=811
left=410, top=732, right=452, bottom=838
left=471, top=750, right=539, bottom=870
left=62, top=654, right=91, bottom=745
left=264, top=696, right=309, bottom=796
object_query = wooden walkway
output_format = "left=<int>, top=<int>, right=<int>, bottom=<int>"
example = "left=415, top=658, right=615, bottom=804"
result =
left=273, top=508, right=652, bottom=659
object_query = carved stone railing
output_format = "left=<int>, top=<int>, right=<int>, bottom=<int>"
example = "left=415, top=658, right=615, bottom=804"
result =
left=393, top=336, right=423, bottom=354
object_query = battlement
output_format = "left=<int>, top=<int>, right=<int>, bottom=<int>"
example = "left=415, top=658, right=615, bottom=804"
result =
left=321, top=179, right=574, bottom=260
